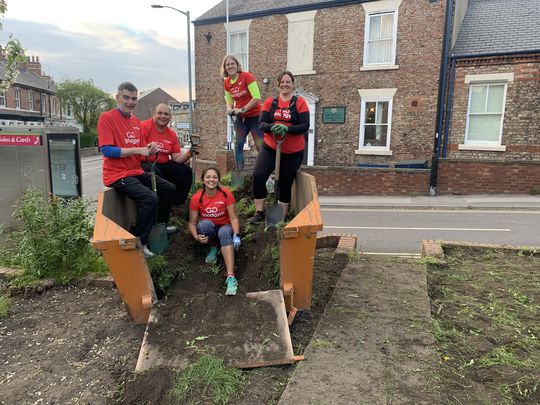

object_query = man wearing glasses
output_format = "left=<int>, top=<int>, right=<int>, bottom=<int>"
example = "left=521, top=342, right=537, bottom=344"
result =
left=97, top=82, right=176, bottom=258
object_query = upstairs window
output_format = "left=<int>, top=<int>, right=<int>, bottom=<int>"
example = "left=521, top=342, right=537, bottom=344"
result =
left=362, top=0, right=401, bottom=70
left=226, top=20, right=251, bottom=70
left=0, top=91, right=5, bottom=107
left=29, top=91, right=34, bottom=111
left=15, top=87, right=21, bottom=109
left=287, top=10, right=317, bottom=75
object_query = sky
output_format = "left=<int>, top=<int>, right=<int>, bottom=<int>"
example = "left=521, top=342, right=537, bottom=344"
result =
left=1, top=0, right=223, bottom=101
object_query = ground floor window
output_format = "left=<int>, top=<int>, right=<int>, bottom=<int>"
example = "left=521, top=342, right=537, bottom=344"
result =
left=465, top=83, right=506, bottom=144
left=357, top=88, right=396, bottom=153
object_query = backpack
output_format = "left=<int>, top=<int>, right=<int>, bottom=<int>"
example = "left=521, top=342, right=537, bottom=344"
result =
left=269, top=95, right=299, bottom=124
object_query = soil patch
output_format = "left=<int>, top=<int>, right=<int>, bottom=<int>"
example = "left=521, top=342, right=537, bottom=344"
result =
left=427, top=246, right=540, bottom=404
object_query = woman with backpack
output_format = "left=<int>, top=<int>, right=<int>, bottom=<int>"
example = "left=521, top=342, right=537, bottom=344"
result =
left=249, top=71, right=310, bottom=223
left=222, top=55, right=264, bottom=170
left=188, top=167, right=241, bottom=296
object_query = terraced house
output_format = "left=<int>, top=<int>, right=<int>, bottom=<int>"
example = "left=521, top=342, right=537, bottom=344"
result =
left=192, top=0, right=539, bottom=195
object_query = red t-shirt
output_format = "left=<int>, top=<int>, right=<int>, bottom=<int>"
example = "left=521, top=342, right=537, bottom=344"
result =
left=141, top=119, right=182, bottom=164
left=261, top=95, right=309, bottom=154
left=223, top=71, right=261, bottom=118
left=189, top=187, right=235, bottom=226
left=97, top=109, right=145, bottom=186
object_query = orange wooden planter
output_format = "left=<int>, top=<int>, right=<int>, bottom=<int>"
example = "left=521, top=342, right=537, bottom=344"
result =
left=91, top=188, right=156, bottom=324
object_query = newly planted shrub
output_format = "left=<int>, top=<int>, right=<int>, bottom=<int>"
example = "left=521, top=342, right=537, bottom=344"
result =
left=0, top=188, right=107, bottom=285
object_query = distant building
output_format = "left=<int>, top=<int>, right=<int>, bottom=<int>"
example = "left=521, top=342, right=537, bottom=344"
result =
left=134, top=87, right=180, bottom=121
left=0, top=54, right=75, bottom=126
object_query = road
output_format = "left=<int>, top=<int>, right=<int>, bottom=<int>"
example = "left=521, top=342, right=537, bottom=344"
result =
left=81, top=155, right=540, bottom=255
left=321, top=207, right=540, bottom=255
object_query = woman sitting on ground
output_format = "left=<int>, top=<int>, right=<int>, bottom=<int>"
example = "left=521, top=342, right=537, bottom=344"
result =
left=188, top=167, right=241, bottom=296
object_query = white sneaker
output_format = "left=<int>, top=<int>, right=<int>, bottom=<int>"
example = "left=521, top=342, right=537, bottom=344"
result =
left=143, top=245, right=155, bottom=258
left=166, top=225, right=178, bottom=235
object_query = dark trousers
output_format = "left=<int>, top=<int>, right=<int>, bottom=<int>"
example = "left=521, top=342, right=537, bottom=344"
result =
left=108, top=173, right=176, bottom=245
left=234, top=116, right=263, bottom=170
left=156, top=161, right=193, bottom=205
left=252, top=143, right=303, bottom=203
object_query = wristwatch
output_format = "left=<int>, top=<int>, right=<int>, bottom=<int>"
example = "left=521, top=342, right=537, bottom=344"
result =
left=240, top=107, right=246, bottom=113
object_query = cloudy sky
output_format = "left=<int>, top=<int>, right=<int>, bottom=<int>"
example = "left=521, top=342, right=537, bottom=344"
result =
left=1, top=0, right=223, bottom=101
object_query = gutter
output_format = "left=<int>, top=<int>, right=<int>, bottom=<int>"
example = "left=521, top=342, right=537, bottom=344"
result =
left=429, top=0, right=454, bottom=196
left=193, top=0, right=367, bottom=26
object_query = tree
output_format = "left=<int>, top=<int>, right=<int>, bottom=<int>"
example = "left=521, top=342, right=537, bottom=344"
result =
left=0, top=0, right=27, bottom=92
left=56, top=79, right=115, bottom=133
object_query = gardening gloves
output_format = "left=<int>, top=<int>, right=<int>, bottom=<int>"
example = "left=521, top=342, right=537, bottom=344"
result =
left=233, top=234, right=241, bottom=250
left=271, top=124, right=288, bottom=136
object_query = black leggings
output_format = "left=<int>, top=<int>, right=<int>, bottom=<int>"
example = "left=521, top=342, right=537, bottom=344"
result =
left=252, top=143, right=303, bottom=203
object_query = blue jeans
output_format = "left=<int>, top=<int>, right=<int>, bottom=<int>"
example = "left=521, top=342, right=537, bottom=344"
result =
left=234, top=116, right=263, bottom=170
left=196, top=220, right=233, bottom=247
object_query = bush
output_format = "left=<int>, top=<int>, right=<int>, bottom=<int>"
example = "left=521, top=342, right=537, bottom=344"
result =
left=79, top=130, right=97, bottom=149
left=0, top=188, right=107, bottom=284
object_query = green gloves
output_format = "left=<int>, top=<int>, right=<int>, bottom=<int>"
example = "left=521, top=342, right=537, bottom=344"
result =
left=271, top=124, right=288, bottom=135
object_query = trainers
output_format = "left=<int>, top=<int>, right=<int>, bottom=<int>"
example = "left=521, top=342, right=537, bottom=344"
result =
left=205, top=246, right=219, bottom=264
left=166, top=225, right=178, bottom=235
left=143, top=245, right=155, bottom=258
left=249, top=210, right=265, bottom=223
left=225, top=275, right=238, bottom=296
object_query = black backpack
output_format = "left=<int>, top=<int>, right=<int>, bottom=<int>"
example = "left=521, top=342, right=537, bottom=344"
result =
left=269, top=95, right=299, bottom=123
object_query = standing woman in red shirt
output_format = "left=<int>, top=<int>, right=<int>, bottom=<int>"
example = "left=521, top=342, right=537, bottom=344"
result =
left=222, top=55, right=264, bottom=170
left=188, top=167, right=241, bottom=296
left=250, top=71, right=310, bottom=223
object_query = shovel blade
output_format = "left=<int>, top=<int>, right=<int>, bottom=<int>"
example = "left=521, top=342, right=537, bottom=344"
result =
left=265, top=203, right=284, bottom=227
left=149, top=223, right=169, bottom=254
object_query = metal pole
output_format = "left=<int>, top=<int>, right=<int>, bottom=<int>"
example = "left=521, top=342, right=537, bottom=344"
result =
left=186, top=10, right=193, bottom=142
left=226, top=0, right=229, bottom=54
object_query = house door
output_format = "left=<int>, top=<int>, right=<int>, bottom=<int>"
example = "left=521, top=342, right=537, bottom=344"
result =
left=303, top=101, right=315, bottom=165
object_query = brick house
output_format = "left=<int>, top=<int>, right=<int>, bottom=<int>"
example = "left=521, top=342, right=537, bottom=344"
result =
left=193, top=0, right=538, bottom=195
left=435, top=0, right=540, bottom=194
left=0, top=55, right=68, bottom=125
left=134, top=87, right=180, bottom=121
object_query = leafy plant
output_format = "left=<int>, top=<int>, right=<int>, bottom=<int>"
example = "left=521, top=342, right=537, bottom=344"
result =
left=168, top=354, right=246, bottom=404
left=0, top=188, right=107, bottom=285
left=0, top=294, right=11, bottom=318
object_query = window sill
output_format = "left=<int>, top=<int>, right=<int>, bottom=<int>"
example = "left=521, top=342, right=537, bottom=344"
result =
left=291, top=69, right=316, bottom=76
left=360, top=64, right=399, bottom=71
left=458, top=144, right=506, bottom=152
left=355, top=148, right=393, bottom=156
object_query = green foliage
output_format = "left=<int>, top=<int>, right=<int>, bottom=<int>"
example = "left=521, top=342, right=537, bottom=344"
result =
left=0, top=294, right=11, bottom=318
left=0, top=1, right=27, bottom=92
left=79, top=130, right=98, bottom=149
left=235, top=197, right=255, bottom=218
left=168, top=354, right=246, bottom=404
left=262, top=244, right=281, bottom=287
left=0, top=188, right=107, bottom=285
left=56, top=79, right=115, bottom=133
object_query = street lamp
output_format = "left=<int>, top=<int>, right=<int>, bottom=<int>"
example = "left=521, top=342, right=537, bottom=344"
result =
left=151, top=4, right=193, bottom=145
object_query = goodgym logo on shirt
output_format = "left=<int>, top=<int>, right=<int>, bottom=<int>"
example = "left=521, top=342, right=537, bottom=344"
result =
left=125, top=131, right=140, bottom=145
left=275, top=108, right=291, bottom=120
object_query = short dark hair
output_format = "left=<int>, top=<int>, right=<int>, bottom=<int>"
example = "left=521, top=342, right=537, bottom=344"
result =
left=117, top=82, right=138, bottom=93
left=277, top=71, right=295, bottom=84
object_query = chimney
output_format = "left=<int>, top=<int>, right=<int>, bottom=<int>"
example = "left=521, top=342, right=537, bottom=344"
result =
left=26, top=55, right=42, bottom=76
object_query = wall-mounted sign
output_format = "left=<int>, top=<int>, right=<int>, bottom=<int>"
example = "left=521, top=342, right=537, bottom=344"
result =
left=0, top=134, right=41, bottom=146
left=322, top=107, right=346, bottom=124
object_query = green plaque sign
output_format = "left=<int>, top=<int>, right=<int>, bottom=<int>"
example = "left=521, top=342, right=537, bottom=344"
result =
left=322, top=107, right=346, bottom=124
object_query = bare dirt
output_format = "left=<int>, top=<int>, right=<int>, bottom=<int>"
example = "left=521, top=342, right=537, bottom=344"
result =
left=2, top=237, right=537, bottom=404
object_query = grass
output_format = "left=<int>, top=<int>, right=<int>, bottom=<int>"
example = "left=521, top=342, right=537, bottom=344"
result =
left=168, top=354, right=246, bottom=405
left=0, top=294, right=11, bottom=318
left=427, top=246, right=540, bottom=404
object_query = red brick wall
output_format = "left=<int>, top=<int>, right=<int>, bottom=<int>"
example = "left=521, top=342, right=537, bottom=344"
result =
left=302, top=166, right=430, bottom=196
left=437, top=159, right=540, bottom=194
left=193, top=1, right=446, bottom=168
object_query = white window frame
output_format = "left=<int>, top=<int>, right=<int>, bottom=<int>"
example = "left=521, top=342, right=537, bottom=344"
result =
left=460, top=73, right=513, bottom=152
left=29, top=91, right=34, bottom=111
left=225, top=20, right=251, bottom=71
left=0, top=91, right=5, bottom=107
left=41, top=94, right=47, bottom=114
left=286, top=10, right=317, bottom=75
left=15, top=87, right=21, bottom=109
left=356, top=88, right=397, bottom=155
left=361, top=0, right=401, bottom=70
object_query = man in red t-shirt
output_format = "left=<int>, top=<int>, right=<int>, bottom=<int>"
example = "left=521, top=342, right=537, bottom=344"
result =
left=141, top=103, right=197, bottom=206
left=97, top=82, right=176, bottom=258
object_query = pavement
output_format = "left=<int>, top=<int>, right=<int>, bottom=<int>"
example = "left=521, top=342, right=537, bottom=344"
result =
left=318, top=194, right=540, bottom=210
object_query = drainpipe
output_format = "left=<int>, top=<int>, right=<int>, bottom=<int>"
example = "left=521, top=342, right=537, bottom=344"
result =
left=429, top=0, right=454, bottom=196
left=442, top=57, right=456, bottom=157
